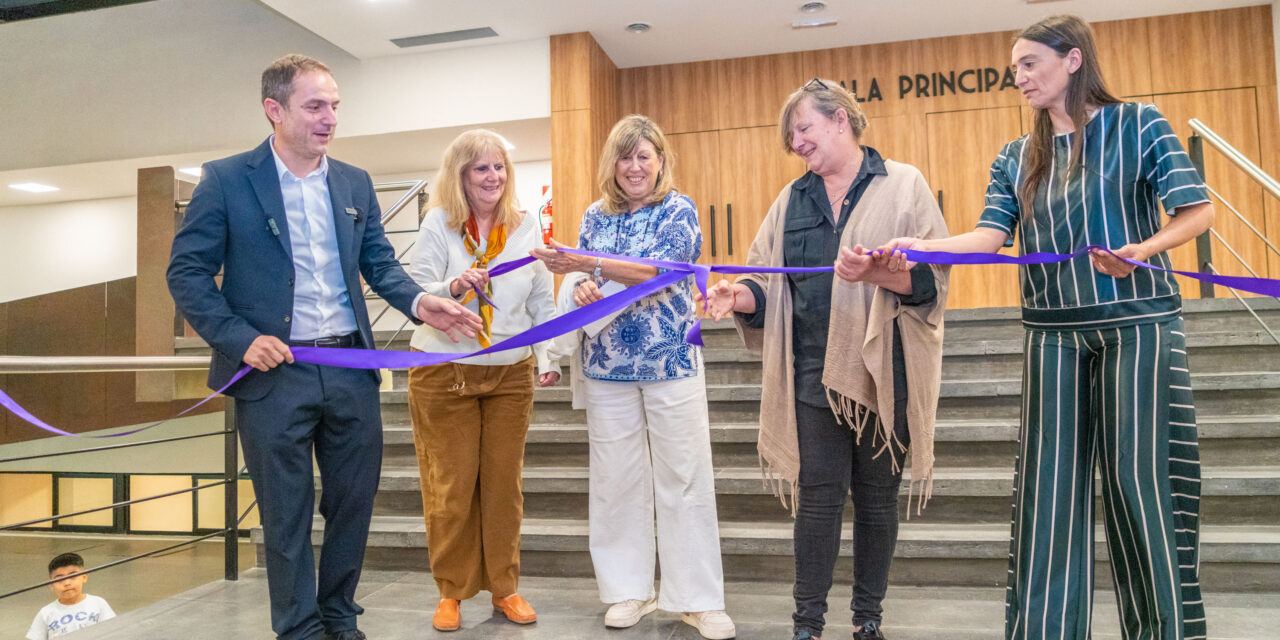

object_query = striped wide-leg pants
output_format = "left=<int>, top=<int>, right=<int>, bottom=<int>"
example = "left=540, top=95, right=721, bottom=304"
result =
left=1004, top=318, right=1205, bottom=640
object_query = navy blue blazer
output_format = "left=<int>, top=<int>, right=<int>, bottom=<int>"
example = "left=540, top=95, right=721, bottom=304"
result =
left=167, top=138, right=423, bottom=400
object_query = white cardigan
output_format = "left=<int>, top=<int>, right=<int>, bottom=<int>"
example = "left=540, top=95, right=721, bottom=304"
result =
left=408, top=207, right=560, bottom=374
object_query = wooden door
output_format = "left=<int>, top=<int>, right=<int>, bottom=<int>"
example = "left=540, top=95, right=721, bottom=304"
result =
left=718, top=126, right=808, bottom=266
left=1153, top=88, right=1268, bottom=297
left=925, top=107, right=1024, bottom=309
left=667, top=131, right=722, bottom=267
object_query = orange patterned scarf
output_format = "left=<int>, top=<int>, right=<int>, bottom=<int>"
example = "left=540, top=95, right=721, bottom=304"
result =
left=460, top=213, right=506, bottom=347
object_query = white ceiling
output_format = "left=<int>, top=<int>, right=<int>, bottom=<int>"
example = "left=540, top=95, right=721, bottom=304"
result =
left=0, top=117, right=551, bottom=207
left=2, top=0, right=1268, bottom=208
left=260, top=0, right=1265, bottom=67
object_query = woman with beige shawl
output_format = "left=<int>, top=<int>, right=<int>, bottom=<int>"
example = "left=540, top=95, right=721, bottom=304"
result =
left=702, top=79, right=949, bottom=640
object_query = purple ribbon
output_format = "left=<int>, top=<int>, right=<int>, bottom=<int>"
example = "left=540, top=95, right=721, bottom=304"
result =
left=7, top=243, right=1279, bottom=439
left=0, top=367, right=249, bottom=439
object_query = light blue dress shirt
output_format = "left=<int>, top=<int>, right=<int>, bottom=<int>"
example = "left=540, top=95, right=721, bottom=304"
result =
left=270, top=139, right=358, bottom=340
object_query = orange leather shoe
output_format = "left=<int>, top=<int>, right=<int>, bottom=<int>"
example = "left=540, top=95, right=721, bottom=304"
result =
left=492, top=593, right=537, bottom=624
left=433, top=598, right=461, bottom=631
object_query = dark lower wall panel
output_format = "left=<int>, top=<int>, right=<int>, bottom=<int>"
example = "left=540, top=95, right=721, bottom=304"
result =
left=1, top=277, right=220, bottom=446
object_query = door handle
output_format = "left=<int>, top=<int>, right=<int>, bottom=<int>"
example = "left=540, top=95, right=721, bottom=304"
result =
left=726, top=203, right=734, bottom=256
left=709, top=204, right=717, bottom=258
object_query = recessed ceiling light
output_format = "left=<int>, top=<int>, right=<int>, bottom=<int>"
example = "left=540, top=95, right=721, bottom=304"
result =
left=9, top=182, right=59, bottom=193
left=793, top=17, right=837, bottom=29
left=625, top=22, right=650, bottom=33
left=800, top=1, right=826, bottom=12
left=179, top=167, right=203, bottom=177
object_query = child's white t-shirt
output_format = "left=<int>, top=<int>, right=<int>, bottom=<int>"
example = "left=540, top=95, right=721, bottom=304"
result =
left=26, top=595, right=116, bottom=639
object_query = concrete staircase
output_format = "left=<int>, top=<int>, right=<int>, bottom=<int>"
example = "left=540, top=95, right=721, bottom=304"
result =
left=226, top=298, right=1280, bottom=592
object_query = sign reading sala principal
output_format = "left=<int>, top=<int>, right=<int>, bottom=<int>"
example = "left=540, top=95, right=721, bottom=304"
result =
left=841, top=65, right=1019, bottom=102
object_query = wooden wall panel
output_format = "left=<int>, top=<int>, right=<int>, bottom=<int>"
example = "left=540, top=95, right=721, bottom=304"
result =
left=910, top=30, right=1023, bottom=114
left=619, top=60, right=721, bottom=134
left=1090, top=17, right=1154, bottom=98
left=802, top=40, right=917, bottom=119
left=4, top=284, right=108, bottom=440
left=588, top=34, right=621, bottom=154
left=1154, top=88, right=1267, bottom=297
left=1147, top=5, right=1275, bottom=94
left=551, top=33, right=592, bottom=112
left=1262, top=87, right=1280, bottom=280
left=550, top=108, right=596, bottom=245
left=925, top=107, right=1023, bottom=309
left=716, top=51, right=807, bottom=130
left=863, top=113, right=930, bottom=185
left=588, top=6, right=1280, bottom=309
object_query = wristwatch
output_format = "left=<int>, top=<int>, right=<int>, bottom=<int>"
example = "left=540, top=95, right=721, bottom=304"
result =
left=592, top=257, right=603, bottom=279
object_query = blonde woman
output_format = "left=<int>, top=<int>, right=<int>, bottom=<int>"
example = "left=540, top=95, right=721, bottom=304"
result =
left=533, top=114, right=735, bottom=640
left=406, top=129, right=560, bottom=631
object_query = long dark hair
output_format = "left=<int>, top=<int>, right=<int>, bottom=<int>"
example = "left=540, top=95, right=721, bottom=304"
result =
left=1016, top=15, right=1120, bottom=205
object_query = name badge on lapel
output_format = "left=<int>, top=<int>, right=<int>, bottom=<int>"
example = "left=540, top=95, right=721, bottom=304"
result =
left=345, top=207, right=361, bottom=223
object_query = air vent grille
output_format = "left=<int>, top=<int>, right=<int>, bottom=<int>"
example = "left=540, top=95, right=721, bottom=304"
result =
left=392, top=26, right=498, bottom=48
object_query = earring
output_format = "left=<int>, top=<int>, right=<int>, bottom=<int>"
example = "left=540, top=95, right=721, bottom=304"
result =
left=839, top=128, right=844, bottom=133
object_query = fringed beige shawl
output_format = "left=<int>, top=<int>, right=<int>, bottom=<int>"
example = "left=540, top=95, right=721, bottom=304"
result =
left=734, top=159, right=950, bottom=514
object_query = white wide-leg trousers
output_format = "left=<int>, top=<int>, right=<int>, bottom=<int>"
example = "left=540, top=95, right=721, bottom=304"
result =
left=582, top=371, right=726, bottom=612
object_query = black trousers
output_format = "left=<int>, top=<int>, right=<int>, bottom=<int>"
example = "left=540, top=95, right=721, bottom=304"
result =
left=236, top=361, right=383, bottom=640
left=792, top=325, right=910, bottom=635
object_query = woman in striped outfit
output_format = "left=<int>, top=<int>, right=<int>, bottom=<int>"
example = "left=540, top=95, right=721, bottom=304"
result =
left=879, top=14, right=1215, bottom=640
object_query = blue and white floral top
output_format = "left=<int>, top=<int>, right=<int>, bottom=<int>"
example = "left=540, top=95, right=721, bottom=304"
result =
left=578, top=190, right=703, bottom=381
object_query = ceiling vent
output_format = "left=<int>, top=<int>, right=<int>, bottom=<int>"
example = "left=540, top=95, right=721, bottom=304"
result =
left=391, top=26, right=498, bottom=48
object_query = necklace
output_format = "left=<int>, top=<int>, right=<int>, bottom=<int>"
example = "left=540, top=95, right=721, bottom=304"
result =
left=826, top=179, right=853, bottom=207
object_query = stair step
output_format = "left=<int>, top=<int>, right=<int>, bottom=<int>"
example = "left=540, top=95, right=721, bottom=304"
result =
left=260, top=518, right=1280, bottom=590
left=378, top=371, right=1280, bottom=406
left=365, top=465, right=1280, bottom=497
left=381, top=414, right=1280, bottom=445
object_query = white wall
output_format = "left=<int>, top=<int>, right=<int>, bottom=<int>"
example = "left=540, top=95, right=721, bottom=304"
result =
left=0, top=161, right=551, bottom=304
left=0, top=0, right=550, bottom=172
left=0, top=197, right=136, bottom=303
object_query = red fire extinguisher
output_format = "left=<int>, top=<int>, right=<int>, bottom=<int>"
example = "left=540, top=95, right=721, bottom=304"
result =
left=538, top=185, right=553, bottom=245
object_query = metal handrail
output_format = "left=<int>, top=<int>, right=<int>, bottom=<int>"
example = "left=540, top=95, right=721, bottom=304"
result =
left=1189, top=118, right=1280, bottom=202
left=0, top=497, right=259, bottom=600
left=175, top=179, right=428, bottom=218
left=360, top=181, right=427, bottom=304
left=0, top=358, right=244, bottom=592
left=378, top=179, right=428, bottom=226
left=1207, top=262, right=1280, bottom=347
left=1209, top=228, right=1267, bottom=280
left=0, top=355, right=207, bottom=374
left=1203, top=184, right=1280, bottom=260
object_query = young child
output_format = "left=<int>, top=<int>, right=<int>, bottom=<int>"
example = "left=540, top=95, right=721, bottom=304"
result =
left=26, top=553, right=116, bottom=639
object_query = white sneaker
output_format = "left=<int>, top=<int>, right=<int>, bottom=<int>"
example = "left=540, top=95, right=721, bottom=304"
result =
left=681, top=610, right=736, bottom=639
left=604, top=597, right=658, bottom=628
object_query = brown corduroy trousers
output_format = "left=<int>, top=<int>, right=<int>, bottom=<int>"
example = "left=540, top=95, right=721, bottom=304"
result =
left=407, top=355, right=535, bottom=600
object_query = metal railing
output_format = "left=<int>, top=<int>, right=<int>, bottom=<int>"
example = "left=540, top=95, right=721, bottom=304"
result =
left=0, top=356, right=249, bottom=598
left=361, top=180, right=428, bottom=349
left=1186, top=120, right=1280, bottom=346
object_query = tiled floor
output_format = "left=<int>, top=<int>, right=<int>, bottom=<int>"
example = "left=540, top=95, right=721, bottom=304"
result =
left=4, top=532, right=1277, bottom=639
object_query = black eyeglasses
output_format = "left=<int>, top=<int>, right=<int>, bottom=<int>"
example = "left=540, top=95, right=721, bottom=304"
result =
left=804, top=77, right=829, bottom=91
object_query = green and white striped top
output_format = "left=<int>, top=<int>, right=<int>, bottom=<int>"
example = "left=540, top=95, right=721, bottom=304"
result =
left=978, top=102, right=1210, bottom=331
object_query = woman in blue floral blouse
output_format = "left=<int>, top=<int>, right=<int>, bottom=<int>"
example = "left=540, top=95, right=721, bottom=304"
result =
left=533, top=114, right=734, bottom=640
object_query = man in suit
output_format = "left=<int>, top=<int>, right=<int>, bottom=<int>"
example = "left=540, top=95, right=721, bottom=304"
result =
left=167, top=54, right=481, bottom=640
